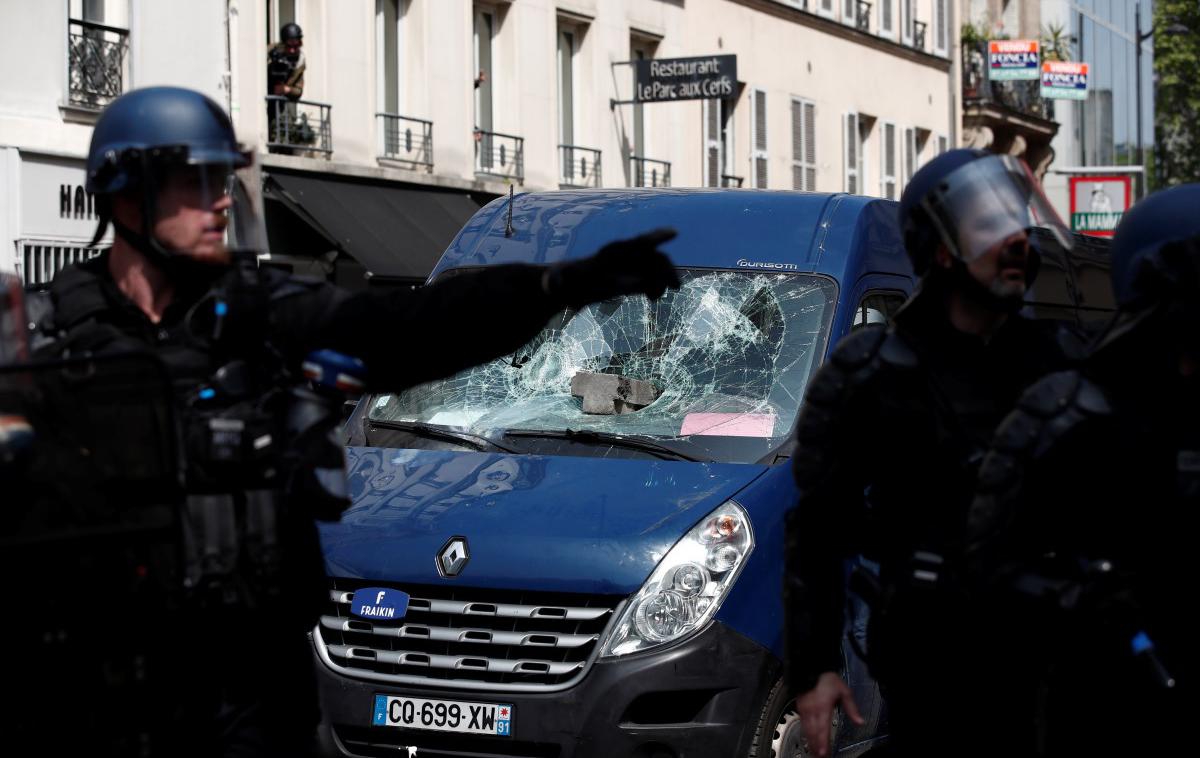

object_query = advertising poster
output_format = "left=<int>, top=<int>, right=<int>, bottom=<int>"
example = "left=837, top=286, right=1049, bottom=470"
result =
left=1042, top=61, right=1089, bottom=100
left=988, top=40, right=1041, bottom=81
left=1069, top=175, right=1131, bottom=237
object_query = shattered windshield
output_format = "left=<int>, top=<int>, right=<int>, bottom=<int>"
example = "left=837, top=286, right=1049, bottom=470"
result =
left=368, top=269, right=837, bottom=464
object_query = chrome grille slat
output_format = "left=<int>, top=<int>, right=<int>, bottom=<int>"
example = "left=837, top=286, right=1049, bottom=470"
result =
left=319, top=615, right=598, bottom=649
left=327, top=590, right=610, bottom=622
left=326, top=644, right=585, bottom=676
left=316, top=580, right=623, bottom=692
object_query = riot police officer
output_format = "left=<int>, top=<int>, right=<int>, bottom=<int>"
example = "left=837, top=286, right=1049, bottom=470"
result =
left=968, top=184, right=1200, bottom=756
left=20, top=86, right=679, bottom=757
left=783, top=149, right=1080, bottom=757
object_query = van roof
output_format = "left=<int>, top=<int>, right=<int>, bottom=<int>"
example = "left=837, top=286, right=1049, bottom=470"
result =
left=432, top=189, right=913, bottom=283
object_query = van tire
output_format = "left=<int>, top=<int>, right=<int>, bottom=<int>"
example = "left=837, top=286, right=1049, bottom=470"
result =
left=748, top=676, right=838, bottom=758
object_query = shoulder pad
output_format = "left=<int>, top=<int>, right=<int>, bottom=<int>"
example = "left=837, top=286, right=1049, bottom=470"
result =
left=1015, top=370, right=1080, bottom=419
left=877, top=329, right=920, bottom=369
left=267, top=269, right=327, bottom=301
left=828, top=326, right=885, bottom=371
left=47, top=263, right=110, bottom=330
left=1016, top=370, right=1111, bottom=420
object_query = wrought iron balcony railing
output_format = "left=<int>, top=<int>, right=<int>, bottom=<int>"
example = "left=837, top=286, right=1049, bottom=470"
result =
left=266, top=96, right=333, bottom=155
left=378, top=113, right=433, bottom=170
left=559, top=145, right=602, bottom=188
left=721, top=174, right=745, bottom=188
left=67, top=19, right=128, bottom=110
left=856, top=1, right=872, bottom=33
left=630, top=156, right=671, bottom=188
left=961, top=41, right=1053, bottom=121
left=475, top=130, right=524, bottom=182
left=913, top=20, right=928, bottom=51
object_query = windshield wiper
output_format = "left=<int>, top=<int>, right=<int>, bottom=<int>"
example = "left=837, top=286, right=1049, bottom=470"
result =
left=368, top=419, right=521, bottom=455
left=503, top=428, right=703, bottom=462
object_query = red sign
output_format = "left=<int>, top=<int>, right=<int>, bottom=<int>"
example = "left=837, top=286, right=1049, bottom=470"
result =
left=1068, top=175, right=1131, bottom=237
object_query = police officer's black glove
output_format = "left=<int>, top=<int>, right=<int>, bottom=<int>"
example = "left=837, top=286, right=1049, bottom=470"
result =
left=542, top=228, right=681, bottom=310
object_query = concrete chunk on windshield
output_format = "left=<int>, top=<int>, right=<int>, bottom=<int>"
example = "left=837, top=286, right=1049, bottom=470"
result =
left=571, top=372, right=661, bottom=415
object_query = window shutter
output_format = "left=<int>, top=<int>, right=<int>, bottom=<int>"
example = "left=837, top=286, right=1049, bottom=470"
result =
left=901, top=0, right=913, bottom=45
left=804, top=102, right=816, bottom=190
left=881, top=0, right=893, bottom=34
left=791, top=99, right=803, bottom=190
left=904, top=127, right=915, bottom=183
left=843, top=0, right=856, bottom=26
left=844, top=113, right=859, bottom=194
left=704, top=100, right=721, bottom=187
left=753, top=90, right=768, bottom=188
left=937, top=134, right=948, bottom=154
left=935, top=0, right=947, bottom=53
left=882, top=122, right=897, bottom=200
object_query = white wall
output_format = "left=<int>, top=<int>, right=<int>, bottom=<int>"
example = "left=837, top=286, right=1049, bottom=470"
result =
left=234, top=0, right=955, bottom=193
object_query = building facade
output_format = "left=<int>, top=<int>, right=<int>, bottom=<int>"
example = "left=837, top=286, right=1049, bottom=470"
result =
left=1039, top=0, right=1154, bottom=223
left=1, top=0, right=960, bottom=284
left=0, top=0, right=230, bottom=285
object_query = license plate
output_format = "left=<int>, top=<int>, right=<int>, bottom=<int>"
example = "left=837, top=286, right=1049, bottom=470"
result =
left=372, top=694, right=513, bottom=737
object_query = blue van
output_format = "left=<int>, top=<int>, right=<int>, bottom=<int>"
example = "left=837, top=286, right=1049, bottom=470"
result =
left=316, top=189, right=1108, bottom=758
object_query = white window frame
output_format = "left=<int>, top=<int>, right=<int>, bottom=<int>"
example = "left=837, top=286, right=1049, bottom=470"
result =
left=880, top=120, right=897, bottom=200
left=937, top=133, right=949, bottom=155
left=878, top=0, right=895, bottom=39
left=841, top=0, right=857, bottom=27
left=557, top=24, right=577, bottom=147
left=473, top=5, right=495, bottom=134
left=792, top=96, right=817, bottom=191
left=375, top=0, right=406, bottom=117
left=933, top=0, right=948, bottom=56
left=817, top=0, right=835, bottom=20
left=704, top=98, right=722, bottom=187
left=751, top=88, right=768, bottom=189
left=900, top=0, right=913, bottom=47
left=843, top=112, right=860, bottom=194
left=267, top=0, right=298, bottom=44
left=903, top=126, right=917, bottom=184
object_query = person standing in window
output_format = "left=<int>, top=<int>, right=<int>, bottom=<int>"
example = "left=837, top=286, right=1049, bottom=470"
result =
left=267, top=22, right=305, bottom=100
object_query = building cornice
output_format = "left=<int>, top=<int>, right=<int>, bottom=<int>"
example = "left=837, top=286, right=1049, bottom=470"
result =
left=726, top=0, right=952, bottom=73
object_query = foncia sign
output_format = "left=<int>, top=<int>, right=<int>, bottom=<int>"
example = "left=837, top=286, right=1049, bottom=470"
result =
left=635, top=55, right=738, bottom=103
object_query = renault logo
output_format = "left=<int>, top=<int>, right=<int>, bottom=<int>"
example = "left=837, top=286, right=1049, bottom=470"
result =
left=437, top=536, right=470, bottom=578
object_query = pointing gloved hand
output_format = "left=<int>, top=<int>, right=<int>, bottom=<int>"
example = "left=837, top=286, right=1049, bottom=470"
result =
left=542, top=228, right=681, bottom=310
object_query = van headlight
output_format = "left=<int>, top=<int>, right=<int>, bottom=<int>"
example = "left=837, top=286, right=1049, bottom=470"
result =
left=600, top=502, right=754, bottom=657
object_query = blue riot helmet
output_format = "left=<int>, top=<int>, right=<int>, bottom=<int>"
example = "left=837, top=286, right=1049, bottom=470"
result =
left=1109, top=183, right=1200, bottom=309
left=86, top=86, right=262, bottom=261
left=899, top=149, right=1071, bottom=278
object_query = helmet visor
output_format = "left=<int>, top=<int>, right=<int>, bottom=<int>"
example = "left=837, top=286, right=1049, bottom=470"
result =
left=920, top=154, right=1071, bottom=262
left=144, top=146, right=264, bottom=258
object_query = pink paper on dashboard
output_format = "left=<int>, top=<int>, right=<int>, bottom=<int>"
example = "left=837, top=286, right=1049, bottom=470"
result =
left=680, top=413, right=776, bottom=438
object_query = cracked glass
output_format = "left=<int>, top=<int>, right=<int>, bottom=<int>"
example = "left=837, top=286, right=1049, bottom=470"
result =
left=368, top=269, right=837, bottom=463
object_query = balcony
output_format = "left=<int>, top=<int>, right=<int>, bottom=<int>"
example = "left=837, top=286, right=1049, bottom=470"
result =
left=912, top=20, right=927, bottom=51
left=475, top=130, right=524, bottom=182
left=267, top=96, right=333, bottom=156
left=559, top=145, right=602, bottom=188
left=378, top=113, right=433, bottom=171
left=630, top=156, right=671, bottom=188
left=961, top=41, right=1059, bottom=175
left=856, top=1, right=872, bottom=33
left=67, top=19, right=128, bottom=110
left=721, top=174, right=745, bottom=188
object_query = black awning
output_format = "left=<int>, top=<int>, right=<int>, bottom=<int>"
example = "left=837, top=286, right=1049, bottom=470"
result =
left=263, top=170, right=487, bottom=281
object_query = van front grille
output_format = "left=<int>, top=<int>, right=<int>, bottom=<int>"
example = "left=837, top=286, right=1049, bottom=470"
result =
left=314, top=579, right=622, bottom=692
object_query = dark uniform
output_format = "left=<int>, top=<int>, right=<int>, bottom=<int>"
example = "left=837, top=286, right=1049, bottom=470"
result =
left=10, top=85, right=680, bottom=758
left=783, top=282, right=1075, bottom=754
left=968, top=186, right=1200, bottom=756
left=28, top=251, right=665, bottom=757
left=783, top=149, right=1083, bottom=757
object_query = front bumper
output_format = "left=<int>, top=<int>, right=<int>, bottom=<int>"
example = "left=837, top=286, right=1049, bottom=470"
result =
left=314, top=620, right=779, bottom=758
